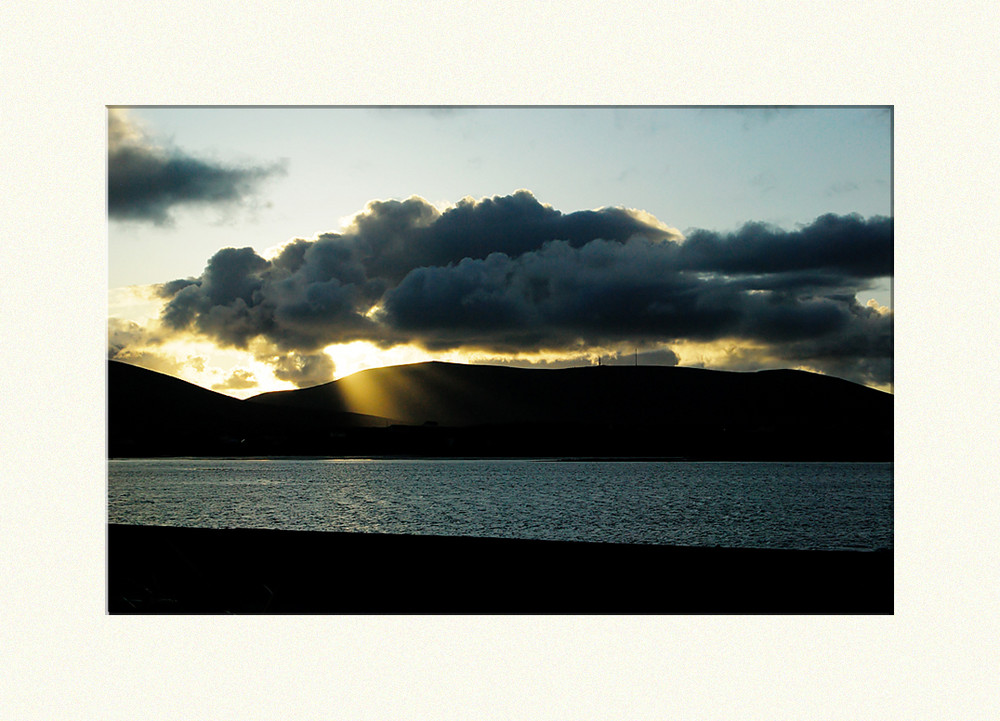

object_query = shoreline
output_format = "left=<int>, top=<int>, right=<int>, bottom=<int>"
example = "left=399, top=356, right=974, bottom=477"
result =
left=108, top=524, right=893, bottom=614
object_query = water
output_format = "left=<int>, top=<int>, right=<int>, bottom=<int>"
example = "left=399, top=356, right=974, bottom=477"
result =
left=107, top=458, right=893, bottom=551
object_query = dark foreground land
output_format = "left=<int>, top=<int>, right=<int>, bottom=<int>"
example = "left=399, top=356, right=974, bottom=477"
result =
left=108, top=524, right=892, bottom=614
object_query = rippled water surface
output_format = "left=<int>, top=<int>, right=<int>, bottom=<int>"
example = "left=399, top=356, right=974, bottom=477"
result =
left=108, top=458, right=892, bottom=550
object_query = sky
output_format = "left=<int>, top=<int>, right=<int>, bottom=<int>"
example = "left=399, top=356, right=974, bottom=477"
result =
left=108, top=106, right=892, bottom=397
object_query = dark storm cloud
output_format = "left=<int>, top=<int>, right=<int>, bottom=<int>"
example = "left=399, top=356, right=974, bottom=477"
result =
left=676, top=213, right=891, bottom=277
left=154, top=191, right=681, bottom=355
left=108, top=109, right=286, bottom=224
left=332, top=189, right=681, bottom=285
left=147, top=191, right=892, bottom=386
left=775, top=298, right=893, bottom=386
left=378, top=224, right=887, bottom=353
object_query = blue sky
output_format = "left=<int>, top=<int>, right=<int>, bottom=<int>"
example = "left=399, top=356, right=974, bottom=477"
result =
left=109, top=106, right=892, bottom=395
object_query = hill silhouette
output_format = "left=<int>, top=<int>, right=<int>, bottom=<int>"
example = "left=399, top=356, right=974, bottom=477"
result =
left=110, top=360, right=892, bottom=459
left=108, top=361, right=390, bottom=457
left=249, top=360, right=889, bottom=427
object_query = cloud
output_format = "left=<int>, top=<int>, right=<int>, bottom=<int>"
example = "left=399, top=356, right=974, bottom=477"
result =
left=252, top=346, right=336, bottom=388
left=676, top=213, right=891, bottom=277
left=108, top=317, right=165, bottom=354
left=636, top=348, right=680, bottom=366
left=108, top=109, right=286, bottom=225
left=775, top=297, right=893, bottom=386
left=378, top=214, right=891, bottom=358
left=108, top=318, right=203, bottom=376
left=827, top=180, right=860, bottom=197
left=134, top=191, right=891, bottom=387
left=211, top=369, right=258, bottom=391
left=153, top=190, right=681, bottom=354
left=475, top=346, right=679, bottom=371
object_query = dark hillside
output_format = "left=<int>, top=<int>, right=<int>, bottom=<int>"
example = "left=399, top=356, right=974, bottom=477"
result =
left=249, top=361, right=890, bottom=428
left=248, top=361, right=892, bottom=459
left=107, top=361, right=389, bottom=457
left=110, top=360, right=892, bottom=459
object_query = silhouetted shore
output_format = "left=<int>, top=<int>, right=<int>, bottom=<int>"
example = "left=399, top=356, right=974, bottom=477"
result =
left=108, top=524, right=892, bottom=614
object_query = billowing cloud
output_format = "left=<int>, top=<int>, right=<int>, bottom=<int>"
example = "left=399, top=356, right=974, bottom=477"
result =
left=108, top=109, right=286, bottom=225
left=676, top=213, right=891, bottom=277
left=128, top=191, right=891, bottom=387
left=152, top=190, right=681, bottom=354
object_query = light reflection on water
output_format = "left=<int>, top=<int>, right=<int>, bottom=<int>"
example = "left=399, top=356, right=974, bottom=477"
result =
left=107, top=458, right=893, bottom=550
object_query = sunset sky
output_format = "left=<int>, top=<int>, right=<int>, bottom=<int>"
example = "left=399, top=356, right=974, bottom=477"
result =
left=108, top=106, right=892, bottom=397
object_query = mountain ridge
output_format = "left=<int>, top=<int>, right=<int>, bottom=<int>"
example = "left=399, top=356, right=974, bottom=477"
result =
left=246, top=359, right=890, bottom=427
left=109, top=360, right=892, bottom=460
